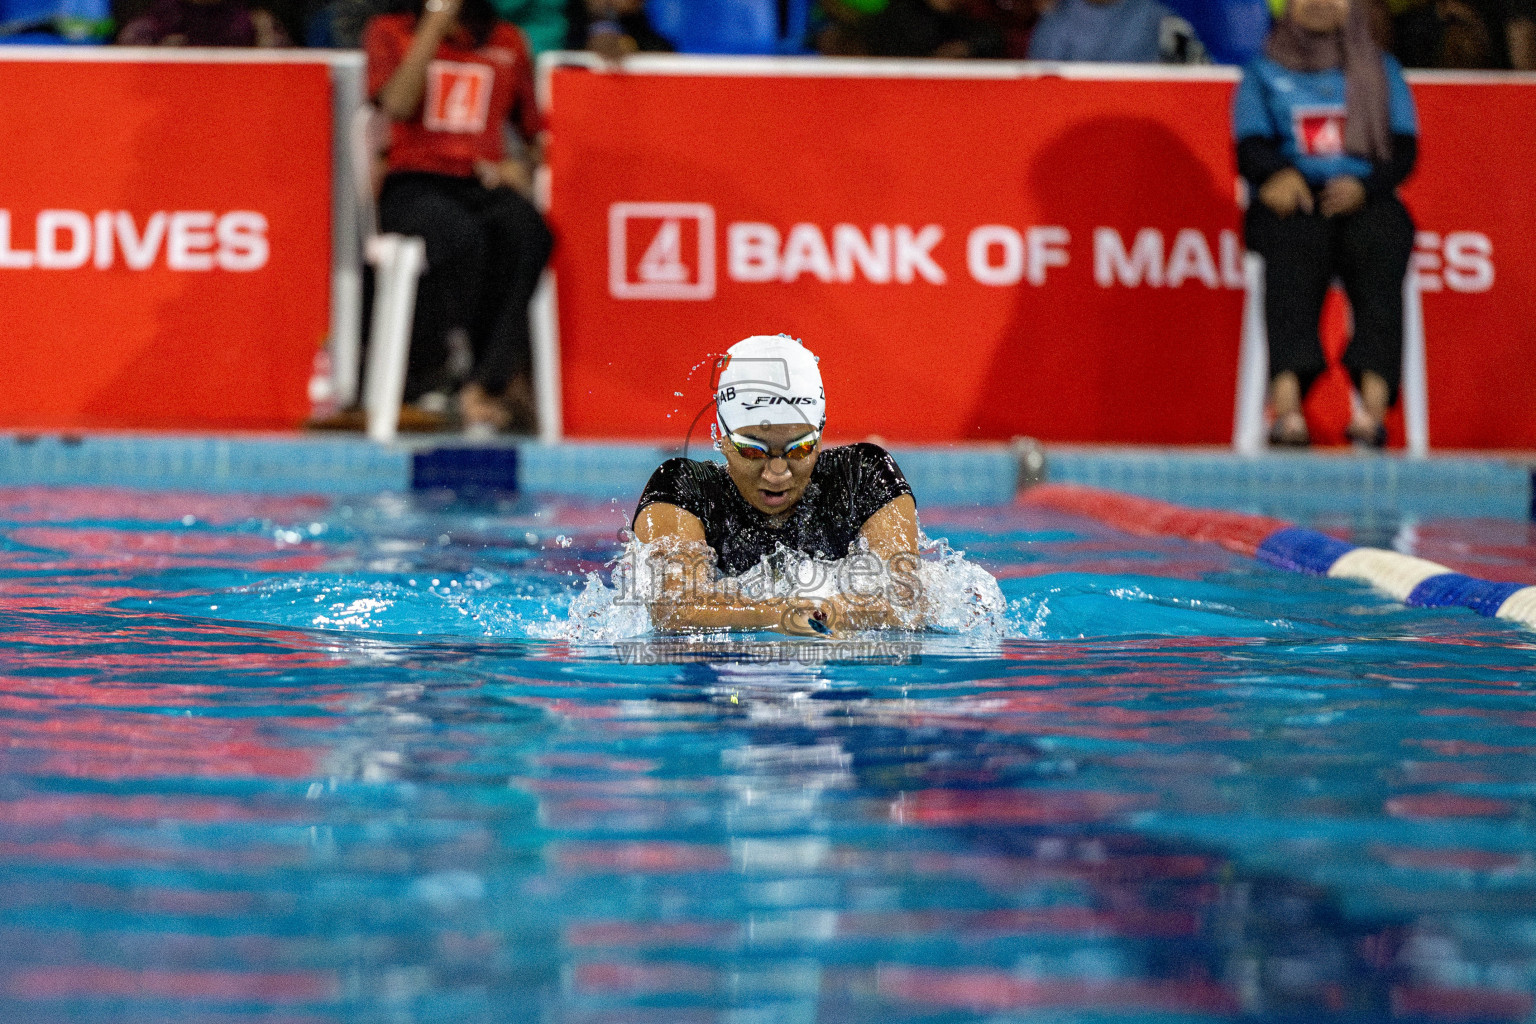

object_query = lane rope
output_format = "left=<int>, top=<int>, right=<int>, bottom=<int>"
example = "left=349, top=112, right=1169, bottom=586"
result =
left=1020, top=484, right=1536, bottom=630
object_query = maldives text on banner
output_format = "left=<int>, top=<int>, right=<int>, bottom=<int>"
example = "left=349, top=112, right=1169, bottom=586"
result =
left=546, top=65, right=1535, bottom=448
left=0, top=58, right=332, bottom=431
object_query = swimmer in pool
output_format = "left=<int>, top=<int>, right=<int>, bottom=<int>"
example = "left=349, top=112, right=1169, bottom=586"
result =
left=633, top=334, right=921, bottom=637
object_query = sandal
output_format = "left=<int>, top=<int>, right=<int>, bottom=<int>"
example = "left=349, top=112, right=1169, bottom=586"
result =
left=1268, top=415, right=1311, bottom=448
left=1346, top=421, right=1387, bottom=450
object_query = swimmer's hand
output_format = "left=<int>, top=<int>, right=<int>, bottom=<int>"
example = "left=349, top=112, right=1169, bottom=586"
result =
left=777, top=599, right=843, bottom=638
left=777, top=591, right=921, bottom=636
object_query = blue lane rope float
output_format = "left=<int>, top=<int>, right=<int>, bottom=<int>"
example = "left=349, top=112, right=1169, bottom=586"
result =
left=1023, top=484, right=1536, bottom=630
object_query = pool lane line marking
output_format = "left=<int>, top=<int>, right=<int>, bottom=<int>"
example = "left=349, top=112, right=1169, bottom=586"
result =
left=1020, top=484, right=1536, bottom=630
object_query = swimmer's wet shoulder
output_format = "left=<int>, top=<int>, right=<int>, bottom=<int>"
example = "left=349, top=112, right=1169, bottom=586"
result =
left=635, top=442, right=913, bottom=576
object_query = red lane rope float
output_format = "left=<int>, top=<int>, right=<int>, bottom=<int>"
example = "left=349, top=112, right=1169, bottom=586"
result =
left=1017, top=482, right=1536, bottom=628
left=1018, top=484, right=1288, bottom=558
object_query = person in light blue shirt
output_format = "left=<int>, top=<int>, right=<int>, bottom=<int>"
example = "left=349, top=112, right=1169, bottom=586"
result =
left=1233, top=0, right=1419, bottom=448
left=1028, top=0, right=1208, bottom=63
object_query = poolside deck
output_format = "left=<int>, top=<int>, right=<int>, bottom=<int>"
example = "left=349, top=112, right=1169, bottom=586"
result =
left=0, top=432, right=1530, bottom=520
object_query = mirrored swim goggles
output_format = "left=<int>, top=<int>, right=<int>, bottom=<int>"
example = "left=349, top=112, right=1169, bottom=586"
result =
left=722, top=424, right=821, bottom=461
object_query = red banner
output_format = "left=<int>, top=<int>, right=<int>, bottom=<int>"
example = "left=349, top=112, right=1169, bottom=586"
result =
left=546, top=64, right=1536, bottom=448
left=0, top=57, right=332, bottom=431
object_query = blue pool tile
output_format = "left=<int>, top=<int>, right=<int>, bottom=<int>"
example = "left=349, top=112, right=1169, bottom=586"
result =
left=0, top=434, right=1529, bottom=521
left=515, top=442, right=672, bottom=500
left=0, top=434, right=410, bottom=494
left=1044, top=448, right=1532, bottom=521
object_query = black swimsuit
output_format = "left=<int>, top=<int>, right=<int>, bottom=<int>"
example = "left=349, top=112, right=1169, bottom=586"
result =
left=633, top=443, right=913, bottom=576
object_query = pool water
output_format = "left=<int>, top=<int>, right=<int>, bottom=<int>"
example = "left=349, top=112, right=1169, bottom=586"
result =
left=2, top=486, right=1536, bottom=1023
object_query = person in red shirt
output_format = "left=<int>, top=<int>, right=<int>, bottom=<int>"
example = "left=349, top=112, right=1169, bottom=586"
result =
left=365, top=0, right=552, bottom=432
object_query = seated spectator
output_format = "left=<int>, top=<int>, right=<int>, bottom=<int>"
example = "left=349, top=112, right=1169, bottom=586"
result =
left=1514, top=1, right=1536, bottom=63
left=977, top=0, right=1044, bottom=57
left=1392, top=0, right=1535, bottom=68
left=491, top=0, right=566, bottom=52
left=563, top=0, right=673, bottom=59
left=365, top=0, right=554, bottom=432
left=333, top=0, right=566, bottom=60
left=1027, top=0, right=1207, bottom=61
left=1234, top=0, right=1418, bottom=448
left=117, top=0, right=290, bottom=44
left=329, top=0, right=391, bottom=48
left=821, top=0, right=1008, bottom=57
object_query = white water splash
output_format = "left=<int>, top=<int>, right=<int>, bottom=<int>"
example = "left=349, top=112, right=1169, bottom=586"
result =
left=538, top=531, right=1008, bottom=642
left=911, top=535, right=1009, bottom=637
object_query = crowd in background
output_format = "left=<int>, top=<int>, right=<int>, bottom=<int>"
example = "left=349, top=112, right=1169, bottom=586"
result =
left=0, top=0, right=1515, bottom=69
left=1, top=0, right=1522, bottom=439
left=103, top=0, right=672, bottom=53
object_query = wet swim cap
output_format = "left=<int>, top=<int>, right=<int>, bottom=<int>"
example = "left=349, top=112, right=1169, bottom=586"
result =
left=715, top=335, right=825, bottom=432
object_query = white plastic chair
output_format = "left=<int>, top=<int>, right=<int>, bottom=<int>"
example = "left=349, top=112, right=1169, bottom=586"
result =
left=349, top=104, right=427, bottom=445
left=1233, top=251, right=1429, bottom=458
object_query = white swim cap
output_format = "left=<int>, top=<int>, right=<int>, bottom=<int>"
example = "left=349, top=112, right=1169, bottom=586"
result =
left=715, top=334, right=825, bottom=432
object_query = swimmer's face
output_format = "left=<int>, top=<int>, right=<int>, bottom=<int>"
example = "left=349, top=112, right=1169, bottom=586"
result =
left=722, top=422, right=819, bottom=516
left=1291, top=0, right=1347, bottom=34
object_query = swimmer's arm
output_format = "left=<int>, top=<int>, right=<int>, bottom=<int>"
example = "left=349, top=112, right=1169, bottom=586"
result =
left=842, top=495, right=924, bottom=629
left=858, top=494, right=919, bottom=560
left=633, top=503, right=813, bottom=633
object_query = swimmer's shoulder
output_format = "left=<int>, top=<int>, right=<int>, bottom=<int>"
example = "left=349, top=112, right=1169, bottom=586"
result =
left=817, top=442, right=913, bottom=501
left=636, top=456, right=730, bottom=517
left=646, top=456, right=728, bottom=487
left=843, top=441, right=896, bottom=461
left=819, top=441, right=904, bottom=472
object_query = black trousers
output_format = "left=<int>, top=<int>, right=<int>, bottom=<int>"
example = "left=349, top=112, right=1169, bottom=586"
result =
left=378, top=172, right=554, bottom=402
left=1244, top=193, right=1415, bottom=403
